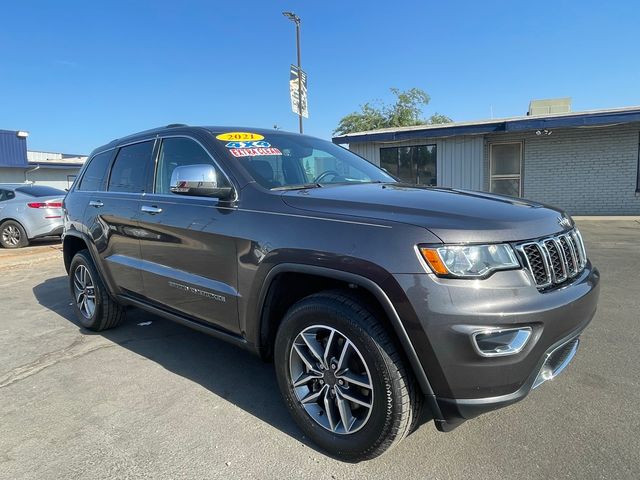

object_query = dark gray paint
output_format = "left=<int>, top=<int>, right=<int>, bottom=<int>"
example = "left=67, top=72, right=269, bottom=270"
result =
left=62, top=125, right=600, bottom=432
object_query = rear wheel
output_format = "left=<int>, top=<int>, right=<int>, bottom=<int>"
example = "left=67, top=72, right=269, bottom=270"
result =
left=274, top=291, right=420, bottom=461
left=69, top=250, right=125, bottom=331
left=0, top=220, right=29, bottom=248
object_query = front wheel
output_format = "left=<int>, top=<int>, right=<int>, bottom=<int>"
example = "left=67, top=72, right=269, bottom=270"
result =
left=274, top=291, right=420, bottom=461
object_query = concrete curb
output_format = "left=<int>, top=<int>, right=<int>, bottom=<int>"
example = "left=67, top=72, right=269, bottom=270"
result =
left=573, top=216, right=640, bottom=221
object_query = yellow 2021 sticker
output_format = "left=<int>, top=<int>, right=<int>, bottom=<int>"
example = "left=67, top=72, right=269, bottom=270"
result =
left=215, top=132, right=264, bottom=142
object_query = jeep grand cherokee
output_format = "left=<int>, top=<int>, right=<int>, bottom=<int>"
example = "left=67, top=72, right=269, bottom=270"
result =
left=62, top=125, right=600, bottom=461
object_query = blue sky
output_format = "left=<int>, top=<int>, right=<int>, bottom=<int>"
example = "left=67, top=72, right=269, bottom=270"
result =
left=1, top=0, right=639, bottom=154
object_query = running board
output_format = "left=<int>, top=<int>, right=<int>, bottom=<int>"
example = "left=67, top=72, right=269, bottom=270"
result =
left=118, top=294, right=251, bottom=351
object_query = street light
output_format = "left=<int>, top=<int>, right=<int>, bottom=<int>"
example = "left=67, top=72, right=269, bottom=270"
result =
left=282, top=11, right=303, bottom=134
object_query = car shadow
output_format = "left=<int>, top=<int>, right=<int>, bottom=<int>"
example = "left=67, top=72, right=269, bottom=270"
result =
left=30, top=237, right=62, bottom=246
left=32, top=275, right=323, bottom=455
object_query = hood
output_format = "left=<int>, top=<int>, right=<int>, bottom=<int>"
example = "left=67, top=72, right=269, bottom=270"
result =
left=281, top=183, right=571, bottom=243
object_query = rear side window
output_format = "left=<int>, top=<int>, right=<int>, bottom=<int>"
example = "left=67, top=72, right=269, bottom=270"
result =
left=108, top=141, right=154, bottom=193
left=0, top=189, right=16, bottom=202
left=78, top=151, right=112, bottom=191
left=15, top=186, right=65, bottom=197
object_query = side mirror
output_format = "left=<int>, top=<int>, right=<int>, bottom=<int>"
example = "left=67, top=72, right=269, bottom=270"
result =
left=169, top=164, right=233, bottom=199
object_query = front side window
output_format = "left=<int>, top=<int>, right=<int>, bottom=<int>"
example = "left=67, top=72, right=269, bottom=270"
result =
left=490, top=142, right=522, bottom=197
left=380, top=145, right=437, bottom=186
left=215, top=132, right=394, bottom=189
left=78, top=151, right=113, bottom=192
left=154, top=137, right=229, bottom=194
left=108, top=141, right=154, bottom=193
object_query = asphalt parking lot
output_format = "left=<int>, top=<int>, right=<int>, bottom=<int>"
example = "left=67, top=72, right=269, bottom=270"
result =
left=1, top=220, right=639, bottom=479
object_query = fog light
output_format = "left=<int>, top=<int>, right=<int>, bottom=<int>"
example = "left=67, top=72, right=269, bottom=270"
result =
left=472, top=327, right=532, bottom=357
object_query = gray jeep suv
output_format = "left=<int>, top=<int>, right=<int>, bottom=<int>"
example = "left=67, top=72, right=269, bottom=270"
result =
left=62, top=125, right=600, bottom=461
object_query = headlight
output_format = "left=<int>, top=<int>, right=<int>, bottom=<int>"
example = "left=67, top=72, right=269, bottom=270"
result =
left=419, top=244, right=520, bottom=278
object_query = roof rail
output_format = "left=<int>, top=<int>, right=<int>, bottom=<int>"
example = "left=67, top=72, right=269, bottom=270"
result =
left=166, top=123, right=188, bottom=128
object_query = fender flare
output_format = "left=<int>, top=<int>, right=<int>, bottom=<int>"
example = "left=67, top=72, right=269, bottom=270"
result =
left=258, top=263, right=437, bottom=398
left=62, top=230, right=118, bottom=298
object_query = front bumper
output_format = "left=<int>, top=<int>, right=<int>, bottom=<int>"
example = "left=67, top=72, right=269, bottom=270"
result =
left=393, top=262, right=600, bottom=430
left=436, top=328, right=585, bottom=431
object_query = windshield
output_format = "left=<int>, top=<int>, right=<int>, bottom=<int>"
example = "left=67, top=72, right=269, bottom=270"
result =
left=214, top=131, right=395, bottom=189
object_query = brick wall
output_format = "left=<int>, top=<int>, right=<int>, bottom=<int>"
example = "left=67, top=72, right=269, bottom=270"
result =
left=484, top=123, right=640, bottom=215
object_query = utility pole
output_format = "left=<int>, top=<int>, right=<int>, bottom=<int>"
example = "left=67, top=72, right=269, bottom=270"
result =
left=283, top=11, right=303, bottom=133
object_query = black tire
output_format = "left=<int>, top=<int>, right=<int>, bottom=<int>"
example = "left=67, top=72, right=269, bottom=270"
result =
left=69, top=249, right=125, bottom=331
left=274, top=291, right=420, bottom=461
left=0, top=220, right=29, bottom=248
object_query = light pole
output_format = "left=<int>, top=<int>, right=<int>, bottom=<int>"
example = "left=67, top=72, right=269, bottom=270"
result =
left=283, top=11, right=303, bottom=134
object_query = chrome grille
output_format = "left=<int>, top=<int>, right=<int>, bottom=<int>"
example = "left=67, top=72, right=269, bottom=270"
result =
left=522, top=244, right=548, bottom=284
left=517, top=229, right=587, bottom=289
left=558, top=236, right=577, bottom=274
left=543, top=239, right=567, bottom=283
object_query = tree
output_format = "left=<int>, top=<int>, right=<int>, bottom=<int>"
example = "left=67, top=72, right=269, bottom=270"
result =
left=333, top=87, right=451, bottom=136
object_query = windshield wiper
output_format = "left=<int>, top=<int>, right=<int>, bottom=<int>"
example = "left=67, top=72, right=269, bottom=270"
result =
left=271, top=183, right=323, bottom=191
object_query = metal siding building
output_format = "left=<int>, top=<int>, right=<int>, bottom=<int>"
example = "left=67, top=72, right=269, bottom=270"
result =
left=0, top=130, right=28, bottom=167
left=333, top=106, right=640, bottom=215
left=0, top=130, right=85, bottom=190
left=350, top=136, right=484, bottom=190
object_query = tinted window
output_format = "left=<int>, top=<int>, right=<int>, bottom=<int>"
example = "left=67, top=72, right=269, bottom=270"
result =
left=108, top=141, right=154, bottom=193
left=15, top=185, right=65, bottom=197
left=155, top=137, right=228, bottom=194
left=79, top=151, right=112, bottom=191
left=0, top=189, right=16, bottom=202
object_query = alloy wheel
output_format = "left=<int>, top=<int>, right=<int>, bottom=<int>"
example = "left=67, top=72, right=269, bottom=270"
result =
left=73, top=265, right=96, bottom=319
left=2, top=225, right=21, bottom=246
left=289, top=325, right=374, bottom=434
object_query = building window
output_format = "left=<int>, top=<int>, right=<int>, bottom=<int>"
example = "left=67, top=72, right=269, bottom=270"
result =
left=380, top=145, right=437, bottom=185
left=490, top=142, right=522, bottom=197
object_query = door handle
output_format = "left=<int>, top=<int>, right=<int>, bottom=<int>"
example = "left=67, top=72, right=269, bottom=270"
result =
left=141, top=205, right=163, bottom=215
left=89, top=200, right=104, bottom=208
